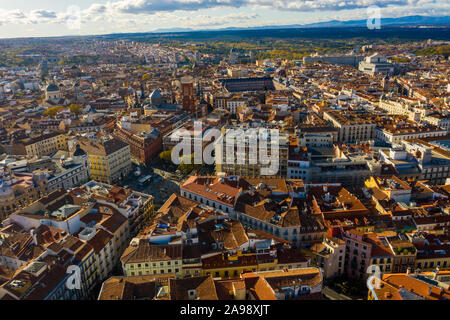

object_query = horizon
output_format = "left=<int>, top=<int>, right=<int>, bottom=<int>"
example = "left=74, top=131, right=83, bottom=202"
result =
left=0, top=0, right=449, bottom=39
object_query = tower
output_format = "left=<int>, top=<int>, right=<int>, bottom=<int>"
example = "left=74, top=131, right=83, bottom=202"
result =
left=180, top=76, right=195, bottom=113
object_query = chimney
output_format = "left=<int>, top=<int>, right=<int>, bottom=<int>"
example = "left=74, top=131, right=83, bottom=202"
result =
left=433, top=266, right=440, bottom=280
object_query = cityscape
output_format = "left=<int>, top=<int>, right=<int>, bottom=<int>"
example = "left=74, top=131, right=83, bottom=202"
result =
left=0, top=0, right=450, bottom=306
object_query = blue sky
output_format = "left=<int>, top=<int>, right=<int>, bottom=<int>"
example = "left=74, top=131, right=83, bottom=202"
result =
left=0, top=0, right=448, bottom=38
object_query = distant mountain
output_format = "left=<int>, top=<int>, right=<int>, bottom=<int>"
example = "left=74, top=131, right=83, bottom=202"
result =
left=150, top=27, right=194, bottom=33
left=147, top=15, right=450, bottom=33
left=298, top=15, right=450, bottom=28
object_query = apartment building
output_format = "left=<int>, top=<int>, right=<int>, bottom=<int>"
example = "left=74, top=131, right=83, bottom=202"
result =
left=0, top=171, right=49, bottom=221
left=425, top=114, right=450, bottom=132
left=215, top=126, right=289, bottom=178
left=121, top=240, right=183, bottom=278
left=365, top=175, right=412, bottom=204
left=307, top=236, right=346, bottom=279
left=0, top=185, right=136, bottom=298
left=115, top=121, right=162, bottom=165
left=78, top=137, right=132, bottom=184
left=368, top=271, right=450, bottom=300
left=379, top=97, right=430, bottom=121
left=323, top=111, right=376, bottom=143
left=23, top=132, right=68, bottom=158
left=376, top=123, right=447, bottom=144
left=342, top=229, right=373, bottom=279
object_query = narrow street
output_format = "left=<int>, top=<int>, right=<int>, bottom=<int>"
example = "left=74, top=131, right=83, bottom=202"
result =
left=322, top=286, right=352, bottom=300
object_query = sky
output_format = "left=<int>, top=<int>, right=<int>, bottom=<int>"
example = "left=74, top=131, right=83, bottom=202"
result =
left=0, top=0, right=449, bottom=38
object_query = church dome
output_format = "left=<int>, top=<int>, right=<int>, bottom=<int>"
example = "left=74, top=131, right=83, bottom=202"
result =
left=72, top=144, right=87, bottom=157
left=46, top=83, right=59, bottom=92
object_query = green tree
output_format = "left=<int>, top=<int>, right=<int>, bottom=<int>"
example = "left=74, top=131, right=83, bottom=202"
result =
left=159, top=150, right=173, bottom=162
left=44, top=106, right=64, bottom=118
left=69, top=104, right=81, bottom=115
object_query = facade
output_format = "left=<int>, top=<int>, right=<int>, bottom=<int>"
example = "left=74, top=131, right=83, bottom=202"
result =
left=303, top=54, right=363, bottom=67
left=181, top=76, right=195, bottom=113
left=323, top=111, right=376, bottom=143
left=342, top=229, right=372, bottom=279
left=358, top=53, right=394, bottom=75
left=307, top=237, right=346, bottom=279
left=215, top=126, right=289, bottom=178
left=0, top=171, right=49, bottom=221
left=24, top=132, right=68, bottom=158
left=115, top=124, right=162, bottom=165
left=121, top=240, right=183, bottom=278
left=78, top=137, right=132, bottom=184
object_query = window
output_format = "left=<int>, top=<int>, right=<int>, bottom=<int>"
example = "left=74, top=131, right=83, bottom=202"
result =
left=188, top=290, right=196, bottom=298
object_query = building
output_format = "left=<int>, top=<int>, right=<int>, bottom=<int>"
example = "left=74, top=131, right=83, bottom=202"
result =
left=376, top=123, right=447, bottom=144
left=307, top=236, right=346, bottom=279
left=358, top=53, right=394, bottom=75
left=303, top=54, right=363, bottom=67
left=365, top=175, right=412, bottom=204
left=180, top=175, right=241, bottom=216
left=97, top=274, right=174, bottom=300
left=78, top=137, right=132, bottom=184
left=342, top=229, right=373, bottom=279
left=0, top=182, right=146, bottom=298
left=23, top=132, right=68, bottom=158
left=115, top=123, right=162, bottom=165
left=45, top=83, right=61, bottom=102
left=120, top=240, right=183, bottom=278
left=323, top=111, right=376, bottom=143
left=368, top=271, right=450, bottom=300
left=217, top=77, right=275, bottom=93
left=0, top=170, right=49, bottom=221
left=215, top=126, right=289, bottom=178
left=180, top=76, right=195, bottom=113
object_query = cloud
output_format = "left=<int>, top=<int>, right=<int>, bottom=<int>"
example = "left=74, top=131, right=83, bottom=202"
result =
left=84, top=0, right=434, bottom=15
left=0, top=0, right=448, bottom=33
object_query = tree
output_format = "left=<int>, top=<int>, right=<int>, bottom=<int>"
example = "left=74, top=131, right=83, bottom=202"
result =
left=44, top=106, right=64, bottom=118
left=177, top=154, right=200, bottom=174
left=69, top=104, right=81, bottom=115
left=159, top=150, right=173, bottom=162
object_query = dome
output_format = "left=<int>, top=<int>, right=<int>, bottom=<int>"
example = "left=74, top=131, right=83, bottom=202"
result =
left=46, top=83, right=59, bottom=92
left=73, top=144, right=86, bottom=157
left=150, top=89, right=162, bottom=99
